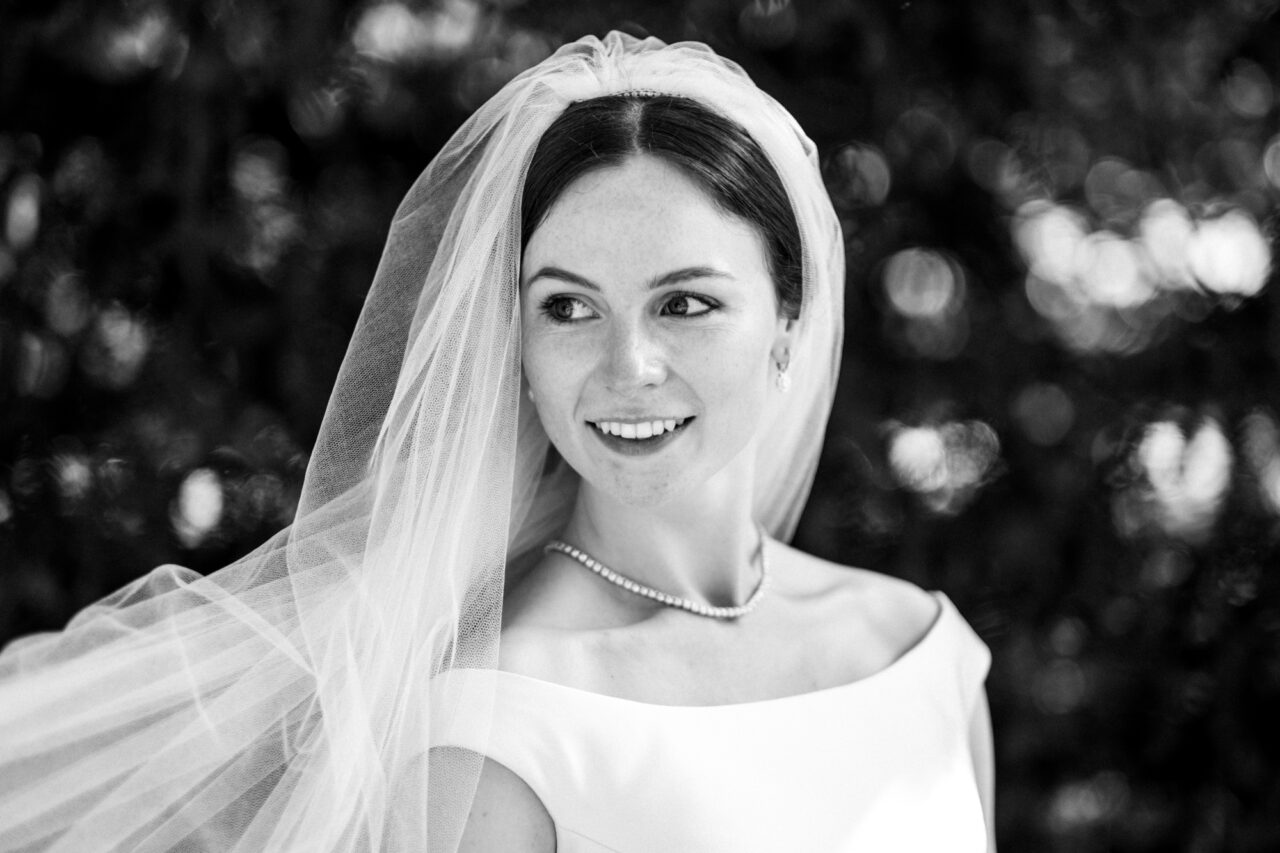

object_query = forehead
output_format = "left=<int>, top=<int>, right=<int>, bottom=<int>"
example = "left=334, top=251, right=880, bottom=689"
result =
left=522, top=155, right=767, bottom=278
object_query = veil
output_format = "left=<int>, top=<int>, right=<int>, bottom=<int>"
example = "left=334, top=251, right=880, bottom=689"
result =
left=0, top=32, right=843, bottom=852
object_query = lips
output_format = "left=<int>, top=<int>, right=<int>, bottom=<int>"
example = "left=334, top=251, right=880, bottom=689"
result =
left=590, top=416, right=690, bottom=440
left=585, top=416, right=694, bottom=455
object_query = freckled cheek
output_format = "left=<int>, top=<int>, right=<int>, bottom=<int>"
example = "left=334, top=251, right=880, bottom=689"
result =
left=522, top=337, right=592, bottom=431
left=683, top=336, right=773, bottom=421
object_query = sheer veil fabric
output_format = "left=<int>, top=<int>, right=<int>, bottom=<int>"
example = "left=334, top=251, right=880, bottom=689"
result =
left=0, top=33, right=844, bottom=852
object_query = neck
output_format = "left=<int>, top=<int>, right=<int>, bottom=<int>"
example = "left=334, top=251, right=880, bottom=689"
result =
left=559, top=463, right=763, bottom=609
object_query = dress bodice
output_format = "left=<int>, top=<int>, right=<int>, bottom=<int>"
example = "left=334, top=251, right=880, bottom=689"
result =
left=434, top=592, right=991, bottom=852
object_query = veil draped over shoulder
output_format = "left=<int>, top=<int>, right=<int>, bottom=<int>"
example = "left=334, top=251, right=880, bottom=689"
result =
left=0, top=33, right=844, bottom=852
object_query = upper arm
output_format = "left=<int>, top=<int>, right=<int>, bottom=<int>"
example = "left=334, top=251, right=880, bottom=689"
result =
left=458, top=757, right=556, bottom=852
left=968, top=689, right=996, bottom=852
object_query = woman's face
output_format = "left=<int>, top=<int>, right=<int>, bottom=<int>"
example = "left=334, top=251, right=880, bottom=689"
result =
left=520, top=154, right=792, bottom=507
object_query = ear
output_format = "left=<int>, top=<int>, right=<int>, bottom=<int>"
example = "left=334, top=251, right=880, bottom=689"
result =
left=771, top=316, right=796, bottom=367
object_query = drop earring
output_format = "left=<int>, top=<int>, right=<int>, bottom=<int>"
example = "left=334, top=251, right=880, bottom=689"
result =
left=775, top=352, right=791, bottom=393
left=526, top=387, right=536, bottom=403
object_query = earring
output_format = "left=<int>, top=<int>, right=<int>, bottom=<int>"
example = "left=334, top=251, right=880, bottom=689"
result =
left=775, top=353, right=791, bottom=393
left=526, top=387, right=536, bottom=403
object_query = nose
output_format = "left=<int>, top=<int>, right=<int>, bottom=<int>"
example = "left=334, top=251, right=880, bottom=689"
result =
left=599, top=317, right=667, bottom=392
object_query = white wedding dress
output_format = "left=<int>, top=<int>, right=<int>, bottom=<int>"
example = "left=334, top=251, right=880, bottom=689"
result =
left=436, top=593, right=990, bottom=852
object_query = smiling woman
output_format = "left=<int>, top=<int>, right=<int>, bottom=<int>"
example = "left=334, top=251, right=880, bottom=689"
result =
left=449, top=58, right=991, bottom=853
left=0, top=33, right=992, bottom=853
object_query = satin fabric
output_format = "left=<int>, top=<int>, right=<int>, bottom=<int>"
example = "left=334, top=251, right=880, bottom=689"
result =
left=437, top=594, right=991, bottom=852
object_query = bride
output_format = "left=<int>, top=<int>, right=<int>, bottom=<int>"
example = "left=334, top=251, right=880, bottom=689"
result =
left=0, top=33, right=992, bottom=853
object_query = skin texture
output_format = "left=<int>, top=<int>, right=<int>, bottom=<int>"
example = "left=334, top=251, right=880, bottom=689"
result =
left=458, top=759, right=555, bottom=852
left=519, top=154, right=792, bottom=512
left=459, top=154, right=994, bottom=849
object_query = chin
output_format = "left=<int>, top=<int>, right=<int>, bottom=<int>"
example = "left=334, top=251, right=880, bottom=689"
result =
left=602, top=478, right=685, bottom=509
left=571, top=463, right=685, bottom=509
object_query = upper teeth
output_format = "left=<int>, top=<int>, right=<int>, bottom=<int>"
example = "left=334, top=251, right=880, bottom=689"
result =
left=593, top=418, right=685, bottom=439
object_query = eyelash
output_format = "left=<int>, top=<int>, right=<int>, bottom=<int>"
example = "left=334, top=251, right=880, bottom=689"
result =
left=661, top=292, right=719, bottom=318
left=538, top=292, right=720, bottom=324
left=539, top=295, right=595, bottom=323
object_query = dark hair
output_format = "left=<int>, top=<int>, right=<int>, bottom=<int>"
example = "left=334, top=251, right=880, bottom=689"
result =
left=520, top=95, right=803, bottom=320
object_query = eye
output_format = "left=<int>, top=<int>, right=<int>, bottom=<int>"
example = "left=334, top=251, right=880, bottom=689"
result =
left=541, top=295, right=596, bottom=323
left=661, top=293, right=718, bottom=317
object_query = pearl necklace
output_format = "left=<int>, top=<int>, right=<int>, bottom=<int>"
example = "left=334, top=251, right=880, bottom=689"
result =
left=543, top=527, right=769, bottom=620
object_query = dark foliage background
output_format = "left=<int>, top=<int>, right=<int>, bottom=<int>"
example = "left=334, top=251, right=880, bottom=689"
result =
left=2, top=0, right=1279, bottom=849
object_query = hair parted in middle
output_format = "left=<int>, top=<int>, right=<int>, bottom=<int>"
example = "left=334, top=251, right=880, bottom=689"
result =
left=520, top=94, right=804, bottom=321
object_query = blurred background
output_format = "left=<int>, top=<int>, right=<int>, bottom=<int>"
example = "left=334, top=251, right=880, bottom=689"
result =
left=1, top=0, right=1278, bottom=848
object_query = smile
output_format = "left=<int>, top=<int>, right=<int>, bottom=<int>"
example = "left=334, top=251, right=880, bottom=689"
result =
left=586, top=416, right=694, bottom=456
left=590, top=417, right=690, bottom=439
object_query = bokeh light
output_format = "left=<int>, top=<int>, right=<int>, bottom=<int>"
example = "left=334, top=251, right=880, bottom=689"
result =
left=1141, top=546, right=1195, bottom=589
left=966, top=138, right=1025, bottom=200
left=1264, top=134, right=1280, bottom=189
left=1015, top=201, right=1089, bottom=286
left=1046, top=771, right=1129, bottom=837
left=5, top=174, right=41, bottom=251
left=99, top=9, right=184, bottom=78
left=1187, top=210, right=1272, bottom=297
left=882, top=248, right=969, bottom=358
left=79, top=305, right=150, bottom=389
left=171, top=468, right=225, bottom=548
left=887, top=420, right=1001, bottom=514
left=1083, top=158, right=1162, bottom=226
left=739, top=0, right=799, bottom=50
left=288, top=85, right=348, bottom=140
left=1016, top=194, right=1272, bottom=353
left=1222, top=59, right=1274, bottom=120
left=888, top=426, right=948, bottom=493
left=352, top=0, right=481, bottom=64
left=229, top=138, right=300, bottom=276
left=1075, top=231, right=1153, bottom=309
left=52, top=449, right=93, bottom=514
left=1122, top=418, right=1234, bottom=543
left=883, top=248, right=963, bottom=319
left=1241, top=410, right=1280, bottom=516
left=17, top=332, right=70, bottom=399
left=825, top=143, right=892, bottom=208
left=1137, top=199, right=1197, bottom=290
left=44, top=272, right=92, bottom=337
left=886, top=105, right=958, bottom=183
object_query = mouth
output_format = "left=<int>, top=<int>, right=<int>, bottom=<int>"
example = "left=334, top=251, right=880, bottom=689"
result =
left=586, top=416, right=694, bottom=456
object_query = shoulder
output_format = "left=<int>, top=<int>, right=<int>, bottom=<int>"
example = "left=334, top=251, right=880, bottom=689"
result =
left=458, top=757, right=556, bottom=852
left=497, top=555, right=596, bottom=682
left=769, top=540, right=941, bottom=663
left=498, top=551, right=649, bottom=684
left=770, top=539, right=938, bottom=622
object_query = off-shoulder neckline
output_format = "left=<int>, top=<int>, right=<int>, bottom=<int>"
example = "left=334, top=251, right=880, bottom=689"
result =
left=484, top=591, right=953, bottom=710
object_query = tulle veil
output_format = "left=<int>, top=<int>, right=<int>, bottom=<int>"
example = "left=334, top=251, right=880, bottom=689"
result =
left=0, top=32, right=844, bottom=852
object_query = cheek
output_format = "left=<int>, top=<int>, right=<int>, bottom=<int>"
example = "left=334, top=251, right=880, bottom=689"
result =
left=683, top=327, right=774, bottom=419
left=521, top=332, right=586, bottom=428
left=520, top=312, right=556, bottom=390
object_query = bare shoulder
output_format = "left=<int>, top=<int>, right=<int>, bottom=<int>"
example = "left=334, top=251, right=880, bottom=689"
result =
left=769, top=539, right=940, bottom=658
left=495, top=621, right=570, bottom=683
left=497, top=559, right=590, bottom=681
left=458, top=757, right=555, bottom=852
left=497, top=552, right=640, bottom=684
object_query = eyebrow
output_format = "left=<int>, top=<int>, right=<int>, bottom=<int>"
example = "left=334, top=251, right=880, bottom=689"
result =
left=523, top=265, right=736, bottom=290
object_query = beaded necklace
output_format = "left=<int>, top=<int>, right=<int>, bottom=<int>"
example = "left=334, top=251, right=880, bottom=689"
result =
left=543, top=526, right=769, bottom=620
